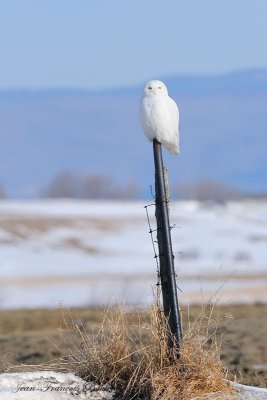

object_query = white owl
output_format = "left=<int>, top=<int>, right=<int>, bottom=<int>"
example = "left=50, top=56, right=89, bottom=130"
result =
left=140, top=80, right=180, bottom=155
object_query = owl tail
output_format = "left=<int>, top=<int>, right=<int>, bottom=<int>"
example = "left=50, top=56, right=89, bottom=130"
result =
left=162, top=139, right=180, bottom=155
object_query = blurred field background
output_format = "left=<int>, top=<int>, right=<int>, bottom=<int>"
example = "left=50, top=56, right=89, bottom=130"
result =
left=0, top=2, right=266, bottom=309
left=0, top=199, right=266, bottom=308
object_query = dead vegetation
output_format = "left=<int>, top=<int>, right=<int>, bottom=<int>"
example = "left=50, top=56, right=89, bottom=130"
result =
left=54, top=301, right=236, bottom=399
left=1, top=304, right=267, bottom=390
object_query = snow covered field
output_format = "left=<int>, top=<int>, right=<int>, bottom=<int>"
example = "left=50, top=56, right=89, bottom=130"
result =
left=0, top=199, right=266, bottom=308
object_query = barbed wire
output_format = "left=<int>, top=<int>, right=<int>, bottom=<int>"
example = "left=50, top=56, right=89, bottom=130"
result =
left=144, top=203, right=182, bottom=299
left=144, top=203, right=162, bottom=302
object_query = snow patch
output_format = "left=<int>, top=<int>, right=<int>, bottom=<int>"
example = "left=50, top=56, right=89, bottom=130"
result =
left=0, top=371, right=115, bottom=399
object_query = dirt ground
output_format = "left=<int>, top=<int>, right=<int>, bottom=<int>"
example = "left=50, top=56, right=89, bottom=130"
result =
left=0, top=303, right=266, bottom=388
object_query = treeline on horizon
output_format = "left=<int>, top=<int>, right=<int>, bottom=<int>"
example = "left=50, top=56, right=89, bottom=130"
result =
left=0, top=171, right=266, bottom=202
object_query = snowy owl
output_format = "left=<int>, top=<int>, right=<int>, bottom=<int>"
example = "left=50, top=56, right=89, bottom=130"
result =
left=140, top=80, right=180, bottom=155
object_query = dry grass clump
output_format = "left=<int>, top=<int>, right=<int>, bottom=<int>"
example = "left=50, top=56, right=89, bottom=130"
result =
left=58, top=301, right=236, bottom=400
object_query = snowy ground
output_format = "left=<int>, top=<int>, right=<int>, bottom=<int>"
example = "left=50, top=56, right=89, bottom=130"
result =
left=0, top=371, right=115, bottom=399
left=0, top=199, right=266, bottom=308
left=1, top=371, right=267, bottom=399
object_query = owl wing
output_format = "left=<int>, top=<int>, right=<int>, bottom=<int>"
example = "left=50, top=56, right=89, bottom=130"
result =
left=140, top=97, right=154, bottom=141
left=168, top=97, right=179, bottom=133
left=164, top=96, right=179, bottom=154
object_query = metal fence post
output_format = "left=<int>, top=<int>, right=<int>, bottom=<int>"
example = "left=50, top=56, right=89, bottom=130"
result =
left=153, top=139, right=183, bottom=350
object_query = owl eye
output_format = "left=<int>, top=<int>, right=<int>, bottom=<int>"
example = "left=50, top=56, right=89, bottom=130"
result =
left=148, top=86, right=152, bottom=90
left=158, top=86, right=161, bottom=89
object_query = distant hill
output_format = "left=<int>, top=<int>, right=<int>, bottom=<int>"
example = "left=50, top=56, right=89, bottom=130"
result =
left=0, top=69, right=266, bottom=198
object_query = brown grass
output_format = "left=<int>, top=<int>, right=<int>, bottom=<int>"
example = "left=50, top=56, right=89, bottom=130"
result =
left=1, top=304, right=267, bottom=389
left=55, top=301, right=236, bottom=400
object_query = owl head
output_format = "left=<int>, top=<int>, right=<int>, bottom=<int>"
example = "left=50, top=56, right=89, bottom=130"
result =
left=143, top=80, right=168, bottom=96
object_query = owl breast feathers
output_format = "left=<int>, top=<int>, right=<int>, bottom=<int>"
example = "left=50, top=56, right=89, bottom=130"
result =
left=140, top=80, right=180, bottom=155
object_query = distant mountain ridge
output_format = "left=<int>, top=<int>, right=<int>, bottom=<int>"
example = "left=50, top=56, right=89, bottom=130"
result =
left=0, top=69, right=266, bottom=197
left=1, top=68, right=267, bottom=96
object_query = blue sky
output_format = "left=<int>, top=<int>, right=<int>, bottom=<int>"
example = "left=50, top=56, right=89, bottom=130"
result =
left=0, top=0, right=267, bottom=89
